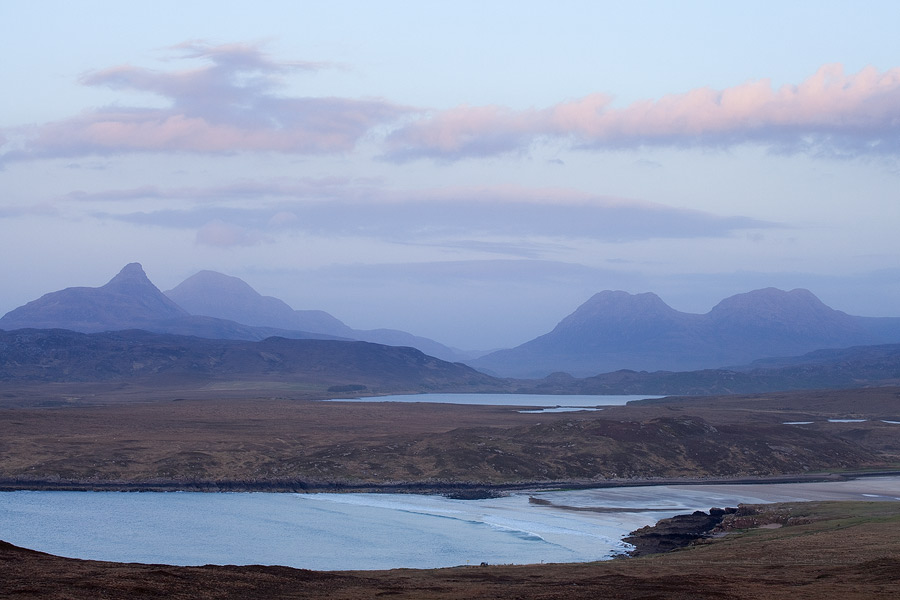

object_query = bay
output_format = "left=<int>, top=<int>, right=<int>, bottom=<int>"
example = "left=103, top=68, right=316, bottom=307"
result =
left=2, top=477, right=899, bottom=570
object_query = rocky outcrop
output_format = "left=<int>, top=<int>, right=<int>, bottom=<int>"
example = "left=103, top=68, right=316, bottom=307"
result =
left=624, top=507, right=736, bottom=556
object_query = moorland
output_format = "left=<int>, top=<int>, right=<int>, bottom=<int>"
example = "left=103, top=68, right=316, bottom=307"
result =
left=1, top=384, right=900, bottom=492
left=2, top=381, right=900, bottom=598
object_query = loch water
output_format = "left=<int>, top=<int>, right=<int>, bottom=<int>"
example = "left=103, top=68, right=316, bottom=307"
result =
left=324, top=393, right=663, bottom=407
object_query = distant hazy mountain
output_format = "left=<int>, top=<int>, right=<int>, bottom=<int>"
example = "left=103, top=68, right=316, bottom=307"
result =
left=0, top=264, right=338, bottom=342
left=472, top=288, right=900, bottom=378
left=165, top=269, right=473, bottom=362
left=0, top=263, right=188, bottom=332
left=165, top=270, right=354, bottom=336
left=706, top=288, right=871, bottom=360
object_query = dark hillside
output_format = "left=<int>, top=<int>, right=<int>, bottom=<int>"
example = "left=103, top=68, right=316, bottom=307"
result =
left=0, top=329, right=501, bottom=392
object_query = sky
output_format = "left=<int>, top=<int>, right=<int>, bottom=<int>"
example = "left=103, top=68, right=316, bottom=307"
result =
left=2, top=1, right=899, bottom=350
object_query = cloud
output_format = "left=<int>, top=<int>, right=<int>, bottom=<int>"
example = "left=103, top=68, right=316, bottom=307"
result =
left=195, top=219, right=265, bottom=247
left=9, top=47, right=897, bottom=165
left=385, top=63, right=900, bottom=160
left=67, top=176, right=380, bottom=203
left=408, top=239, right=574, bottom=259
left=88, top=180, right=776, bottom=246
left=1, top=41, right=409, bottom=162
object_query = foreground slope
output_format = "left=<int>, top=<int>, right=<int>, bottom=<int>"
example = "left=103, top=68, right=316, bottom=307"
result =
left=2, top=501, right=898, bottom=599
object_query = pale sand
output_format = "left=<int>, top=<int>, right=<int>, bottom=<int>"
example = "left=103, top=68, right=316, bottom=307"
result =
left=669, top=476, right=900, bottom=504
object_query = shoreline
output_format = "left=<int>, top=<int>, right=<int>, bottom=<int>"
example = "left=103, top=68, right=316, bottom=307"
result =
left=4, top=500, right=898, bottom=599
left=3, top=470, right=898, bottom=496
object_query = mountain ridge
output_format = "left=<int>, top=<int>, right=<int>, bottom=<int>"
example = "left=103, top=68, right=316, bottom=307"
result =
left=5, top=265, right=900, bottom=379
left=0, top=264, right=341, bottom=343
left=473, top=288, right=900, bottom=377
left=165, top=270, right=353, bottom=336
left=0, top=263, right=188, bottom=331
left=0, top=264, right=463, bottom=358
left=163, top=269, right=473, bottom=362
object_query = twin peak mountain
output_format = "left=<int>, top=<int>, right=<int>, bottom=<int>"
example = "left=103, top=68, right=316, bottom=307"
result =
left=2, top=263, right=898, bottom=378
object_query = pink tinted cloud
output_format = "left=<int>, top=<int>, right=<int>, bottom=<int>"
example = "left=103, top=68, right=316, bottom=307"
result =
left=1, top=42, right=408, bottom=160
left=387, top=64, right=900, bottom=160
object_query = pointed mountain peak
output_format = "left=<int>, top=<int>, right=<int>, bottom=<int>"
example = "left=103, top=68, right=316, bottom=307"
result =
left=102, top=262, right=156, bottom=291
left=0, top=262, right=186, bottom=332
left=117, top=262, right=147, bottom=277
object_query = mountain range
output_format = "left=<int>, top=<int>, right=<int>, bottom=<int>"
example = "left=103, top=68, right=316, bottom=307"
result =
left=0, top=264, right=467, bottom=362
left=471, top=289, right=900, bottom=377
left=164, top=270, right=474, bottom=362
left=3, top=263, right=900, bottom=380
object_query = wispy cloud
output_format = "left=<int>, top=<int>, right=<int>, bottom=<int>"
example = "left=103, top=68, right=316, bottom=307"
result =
left=7, top=47, right=898, bottom=166
left=386, top=63, right=900, bottom=160
left=0, top=41, right=409, bottom=162
left=195, top=219, right=265, bottom=247
left=86, top=180, right=775, bottom=246
left=65, top=176, right=380, bottom=203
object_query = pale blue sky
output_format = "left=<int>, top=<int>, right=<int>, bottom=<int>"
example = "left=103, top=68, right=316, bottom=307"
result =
left=2, top=1, right=899, bottom=349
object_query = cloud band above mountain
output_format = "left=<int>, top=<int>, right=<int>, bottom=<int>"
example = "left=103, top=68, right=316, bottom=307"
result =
left=386, top=64, right=900, bottom=160
left=2, top=45, right=899, bottom=164
left=0, top=41, right=409, bottom=162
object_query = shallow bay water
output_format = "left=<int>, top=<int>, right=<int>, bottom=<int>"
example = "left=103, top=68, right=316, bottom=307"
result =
left=2, top=477, right=899, bottom=570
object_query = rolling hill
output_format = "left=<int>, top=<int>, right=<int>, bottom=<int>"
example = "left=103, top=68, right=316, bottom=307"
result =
left=0, top=328, right=501, bottom=393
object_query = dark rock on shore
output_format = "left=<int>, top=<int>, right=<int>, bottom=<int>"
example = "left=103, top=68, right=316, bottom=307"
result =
left=624, top=507, right=737, bottom=556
